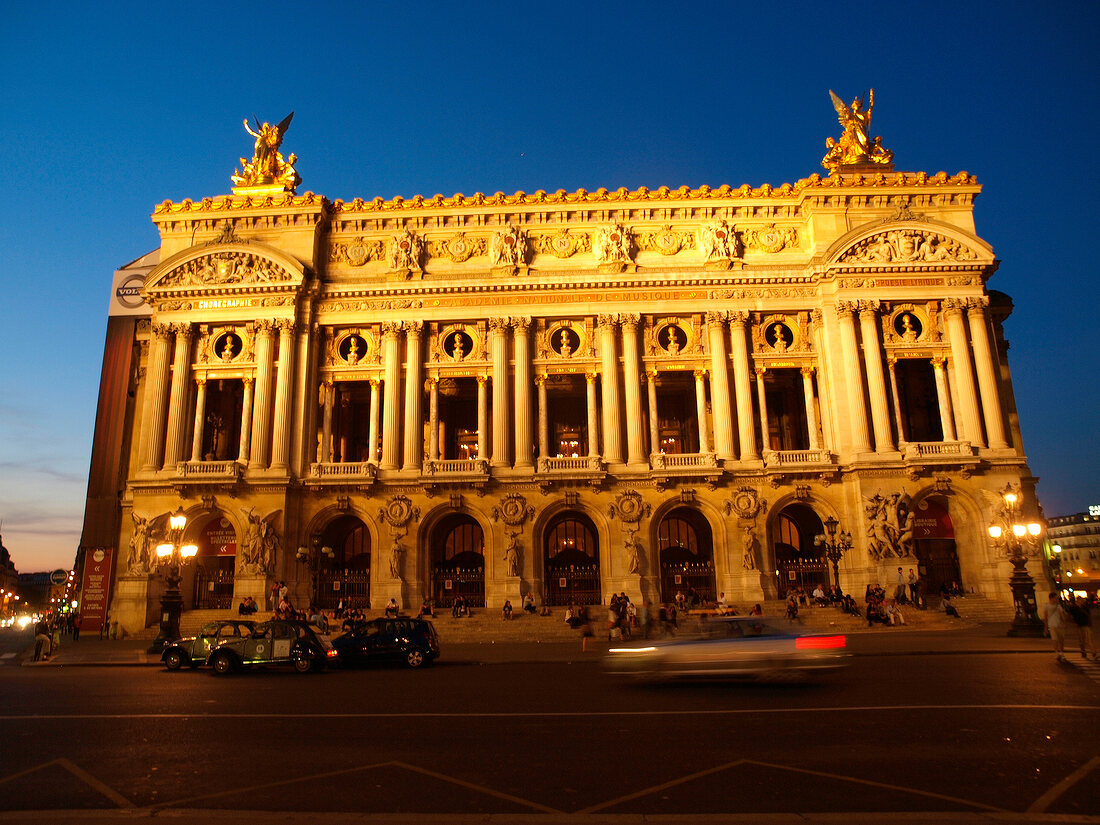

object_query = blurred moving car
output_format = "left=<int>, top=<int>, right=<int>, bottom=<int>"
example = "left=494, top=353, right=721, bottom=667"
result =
left=207, top=619, right=337, bottom=674
left=604, top=616, right=847, bottom=681
left=332, top=617, right=440, bottom=668
left=162, top=619, right=255, bottom=670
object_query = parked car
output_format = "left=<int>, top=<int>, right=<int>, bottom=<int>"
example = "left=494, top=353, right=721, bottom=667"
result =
left=207, top=619, right=337, bottom=674
left=162, top=620, right=256, bottom=670
left=603, top=616, right=848, bottom=681
left=332, top=617, right=440, bottom=668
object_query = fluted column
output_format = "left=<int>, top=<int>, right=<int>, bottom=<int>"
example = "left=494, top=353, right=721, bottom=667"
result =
left=238, top=378, right=254, bottom=462
left=621, top=315, right=646, bottom=465
left=489, top=318, right=510, bottom=467
left=886, top=358, right=905, bottom=444
left=513, top=317, right=534, bottom=469
left=189, top=378, right=208, bottom=462
left=859, top=302, right=894, bottom=453
left=706, top=312, right=735, bottom=460
left=932, top=357, right=957, bottom=441
left=536, top=375, right=549, bottom=461
left=801, top=367, right=822, bottom=450
left=646, top=369, right=659, bottom=456
left=585, top=372, right=599, bottom=458
left=427, top=378, right=439, bottom=462
left=694, top=369, right=711, bottom=453
left=476, top=375, right=489, bottom=461
left=810, top=310, right=835, bottom=450
left=728, top=313, right=758, bottom=460
left=754, top=367, right=769, bottom=452
left=320, top=381, right=334, bottom=462
left=943, top=300, right=984, bottom=446
left=402, top=322, right=423, bottom=471
left=836, top=302, right=872, bottom=454
left=368, top=379, right=381, bottom=463
left=598, top=315, right=623, bottom=464
left=291, top=321, right=317, bottom=477
left=380, top=323, right=402, bottom=470
left=163, top=323, right=193, bottom=469
left=967, top=299, right=1009, bottom=448
left=270, top=320, right=297, bottom=472
left=248, top=321, right=276, bottom=470
left=140, top=324, right=174, bottom=472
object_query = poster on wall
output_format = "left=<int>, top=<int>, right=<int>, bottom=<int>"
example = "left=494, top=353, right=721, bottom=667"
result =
left=79, top=548, right=113, bottom=632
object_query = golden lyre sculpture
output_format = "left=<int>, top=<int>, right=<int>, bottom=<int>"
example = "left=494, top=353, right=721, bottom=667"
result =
left=822, top=90, right=894, bottom=172
left=232, top=112, right=301, bottom=192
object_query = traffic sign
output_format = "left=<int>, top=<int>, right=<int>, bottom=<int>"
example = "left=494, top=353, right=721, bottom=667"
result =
left=50, top=569, right=68, bottom=586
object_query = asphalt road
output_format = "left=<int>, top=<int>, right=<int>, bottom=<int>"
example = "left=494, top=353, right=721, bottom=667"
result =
left=1, top=639, right=1097, bottom=824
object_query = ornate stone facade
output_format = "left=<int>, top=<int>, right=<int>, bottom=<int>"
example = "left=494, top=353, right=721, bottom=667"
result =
left=90, top=116, right=1041, bottom=636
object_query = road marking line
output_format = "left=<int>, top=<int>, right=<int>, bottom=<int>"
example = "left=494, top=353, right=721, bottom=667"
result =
left=1027, top=755, right=1100, bottom=813
left=577, top=759, right=747, bottom=813
left=55, top=758, right=135, bottom=809
left=0, top=760, right=59, bottom=786
left=391, top=759, right=563, bottom=814
left=0, top=704, right=1095, bottom=721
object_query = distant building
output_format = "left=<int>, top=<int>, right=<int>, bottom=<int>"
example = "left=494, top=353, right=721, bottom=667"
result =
left=0, top=535, right=18, bottom=614
left=1047, top=512, right=1100, bottom=594
left=78, top=102, right=1045, bottom=637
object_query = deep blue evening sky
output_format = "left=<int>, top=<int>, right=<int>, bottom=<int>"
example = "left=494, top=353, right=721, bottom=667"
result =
left=1, top=1, right=1096, bottom=572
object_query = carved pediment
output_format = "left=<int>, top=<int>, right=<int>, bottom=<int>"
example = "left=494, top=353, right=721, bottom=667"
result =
left=144, top=242, right=306, bottom=297
left=832, top=222, right=991, bottom=267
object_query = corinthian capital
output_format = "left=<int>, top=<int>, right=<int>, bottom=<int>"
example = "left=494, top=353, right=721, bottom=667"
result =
left=706, top=310, right=728, bottom=327
left=966, top=296, right=990, bottom=313
left=728, top=311, right=749, bottom=326
left=941, top=298, right=967, bottom=317
left=275, top=319, right=297, bottom=335
left=402, top=320, right=424, bottom=337
left=151, top=322, right=174, bottom=339
left=597, top=314, right=620, bottom=330
left=858, top=300, right=881, bottom=318
left=619, top=313, right=640, bottom=329
left=488, top=317, right=511, bottom=334
left=511, top=316, right=532, bottom=334
left=381, top=321, right=403, bottom=336
left=835, top=301, right=859, bottom=317
left=170, top=322, right=194, bottom=337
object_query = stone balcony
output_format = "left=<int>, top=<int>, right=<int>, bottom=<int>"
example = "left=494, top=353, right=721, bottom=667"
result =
left=421, top=458, right=491, bottom=493
left=306, top=461, right=378, bottom=485
left=535, top=455, right=606, bottom=489
left=650, top=451, right=723, bottom=488
left=175, top=460, right=242, bottom=482
left=763, top=448, right=835, bottom=469
left=900, top=440, right=980, bottom=478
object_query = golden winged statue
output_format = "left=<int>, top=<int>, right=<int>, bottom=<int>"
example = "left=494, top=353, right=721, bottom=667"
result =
left=232, top=112, right=301, bottom=192
left=822, top=90, right=894, bottom=172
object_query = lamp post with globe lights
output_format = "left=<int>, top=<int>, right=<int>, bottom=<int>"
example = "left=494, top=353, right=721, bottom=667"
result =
left=819, top=515, right=853, bottom=592
left=986, top=484, right=1044, bottom=637
left=147, top=508, right=198, bottom=653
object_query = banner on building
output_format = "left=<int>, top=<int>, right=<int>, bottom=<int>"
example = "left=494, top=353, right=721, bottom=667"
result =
left=79, top=548, right=113, bottom=632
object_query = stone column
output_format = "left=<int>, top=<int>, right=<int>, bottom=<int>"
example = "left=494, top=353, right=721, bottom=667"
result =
left=536, top=374, right=549, bottom=461
left=836, top=302, right=872, bottom=454
left=320, top=381, right=334, bottom=462
left=380, top=322, right=402, bottom=470
left=621, top=314, right=646, bottom=466
left=190, top=377, right=207, bottom=462
left=694, top=369, right=711, bottom=453
left=513, top=317, right=534, bottom=469
left=270, top=320, right=297, bottom=472
left=886, top=358, right=906, bottom=445
left=801, top=367, right=821, bottom=450
left=585, top=372, right=599, bottom=458
left=238, top=377, right=254, bottom=462
left=943, top=300, right=985, bottom=446
left=402, top=322, right=423, bottom=471
left=368, top=378, right=381, bottom=463
left=489, top=318, right=511, bottom=467
left=754, top=367, right=769, bottom=452
left=858, top=302, right=894, bottom=453
left=706, top=311, right=735, bottom=460
left=477, top=375, right=489, bottom=461
left=163, top=323, right=193, bottom=469
left=811, top=310, right=835, bottom=451
left=932, top=357, right=957, bottom=441
left=140, top=323, right=174, bottom=472
left=248, top=321, right=275, bottom=470
left=428, top=377, right=439, bottom=462
left=291, top=320, right=316, bottom=477
left=598, top=315, right=623, bottom=464
left=728, top=313, right=758, bottom=460
left=967, top=299, right=1009, bottom=448
left=646, top=369, right=659, bottom=456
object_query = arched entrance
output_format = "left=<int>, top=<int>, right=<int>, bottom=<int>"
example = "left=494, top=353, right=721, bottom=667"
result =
left=912, top=496, right=961, bottom=596
left=316, top=515, right=371, bottom=610
left=544, top=512, right=601, bottom=605
left=430, top=514, right=485, bottom=608
left=192, top=514, right=237, bottom=609
left=772, top=504, right=829, bottom=598
left=657, top=508, right=716, bottom=605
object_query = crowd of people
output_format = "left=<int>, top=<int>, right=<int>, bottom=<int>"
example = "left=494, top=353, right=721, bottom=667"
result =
left=32, top=612, right=80, bottom=661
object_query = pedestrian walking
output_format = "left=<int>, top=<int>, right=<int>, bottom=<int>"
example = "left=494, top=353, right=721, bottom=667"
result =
left=1068, top=596, right=1097, bottom=661
left=1042, top=592, right=1068, bottom=662
left=72, top=613, right=81, bottom=642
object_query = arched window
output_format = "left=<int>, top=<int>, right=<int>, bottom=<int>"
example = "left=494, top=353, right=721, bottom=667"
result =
left=777, top=513, right=800, bottom=553
left=546, top=514, right=597, bottom=566
left=435, top=515, right=484, bottom=567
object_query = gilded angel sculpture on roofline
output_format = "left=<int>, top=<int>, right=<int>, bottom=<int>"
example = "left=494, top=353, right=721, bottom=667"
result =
left=232, top=112, right=301, bottom=192
left=822, top=90, right=894, bottom=172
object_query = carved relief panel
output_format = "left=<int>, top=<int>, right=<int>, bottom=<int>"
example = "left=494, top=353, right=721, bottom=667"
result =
left=197, top=325, right=254, bottom=366
left=431, top=322, right=488, bottom=364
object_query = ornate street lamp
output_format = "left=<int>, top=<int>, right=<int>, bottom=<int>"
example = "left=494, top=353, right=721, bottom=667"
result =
left=1048, top=544, right=1063, bottom=591
left=820, top=515, right=853, bottom=591
left=296, top=543, right=335, bottom=608
left=986, top=484, right=1044, bottom=637
left=147, top=508, right=198, bottom=653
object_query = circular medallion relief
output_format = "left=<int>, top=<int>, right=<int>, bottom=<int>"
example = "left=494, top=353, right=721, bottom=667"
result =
left=552, top=327, right=580, bottom=357
left=445, top=331, right=473, bottom=360
left=658, top=324, right=685, bottom=354
left=764, top=322, right=793, bottom=351
left=339, top=334, right=367, bottom=364
left=215, top=332, right=243, bottom=362
left=893, top=312, right=923, bottom=341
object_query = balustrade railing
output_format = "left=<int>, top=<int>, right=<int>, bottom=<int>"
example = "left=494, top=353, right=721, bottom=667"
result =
left=424, top=458, right=489, bottom=475
left=650, top=452, right=718, bottom=470
left=763, top=449, right=832, bottom=467
left=902, top=441, right=974, bottom=459
left=539, top=456, right=603, bottom=472
left=309, top=462, right=377, bottom=479
left=177, top=460, right=241, bottom=479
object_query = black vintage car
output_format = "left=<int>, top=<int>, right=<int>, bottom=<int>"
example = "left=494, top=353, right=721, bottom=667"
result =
left=207, top=619, right=337, bottom=674
left=161, top=620, right=256, bottom=670
left=332, top=617, right=440, bottom=668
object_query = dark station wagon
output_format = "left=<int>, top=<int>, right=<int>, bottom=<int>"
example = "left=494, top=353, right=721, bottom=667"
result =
left=161, top=620, right=256, bottom=670
left=332, top=617, right=440, bottom=668
left=206, top=619, right=337, bottom=674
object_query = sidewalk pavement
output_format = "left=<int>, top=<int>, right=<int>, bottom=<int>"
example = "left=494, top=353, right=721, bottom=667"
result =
left=20, top=622, right=1054, bottom=668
